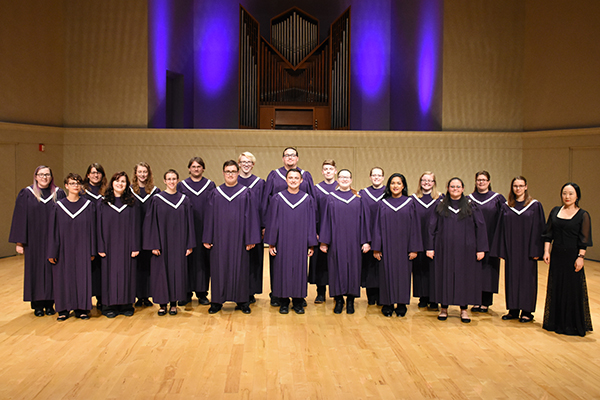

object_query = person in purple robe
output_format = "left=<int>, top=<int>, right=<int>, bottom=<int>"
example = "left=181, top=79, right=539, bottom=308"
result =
left=48, top=173, right=96, bottom=321
left=468, top=171, right=506, bottom=313
left=177, top=156, right=215, bottom=306
left=9, top=165, right=65, bottom=317
left=426, top=177, right=488, bottom=323
left=265, top=168, right=318, bottom=314
left=319, top=169, right=370, bottom=314
left=144, top=169, right=195, bottom=316
left=203, top=160, right=261, bottom=314
left=131, top=162, right=160, bottom=307
left=542, top=182, right=593, bottom=336
left=264, top=147, right=315, bottom=307
left=492, top=176, right=545, bottom=323
left=238, top=152, right=266, bottom=304
left=82, top=163, right=107, bottom=310
left=411, top=171, right=443, bottom=310
left=372, top=173, right=422, bottom=317
left=308, top=160, right=337, bottom=304
left=97, top=172, right=141, bottom=318
left=360, top=167, right=386, bottom=306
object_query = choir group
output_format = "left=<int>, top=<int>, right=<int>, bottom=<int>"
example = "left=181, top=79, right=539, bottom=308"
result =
left=9, top=147, right=594, bottom=336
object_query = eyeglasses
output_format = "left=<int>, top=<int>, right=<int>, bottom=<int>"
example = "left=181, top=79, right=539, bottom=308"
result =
left=89, top=171, right=101, bottom=175
left=224, top=170, right=238, bottom=175
left=371, top=174, right=383, bottom=178
left=476, top=179, right=489, bottom=182
left=36, top=173, right=51, bottom=178
left=421, top=179, right=434, bottom=183
left=283, top=153, right=297, bottom=158
left=512, top=185, right=526, bottom=189
left=338, top=176, right=352, bottom=180
left=67, top=182, right=81, bottom=187
left=239, top=161, right=253, bottom=165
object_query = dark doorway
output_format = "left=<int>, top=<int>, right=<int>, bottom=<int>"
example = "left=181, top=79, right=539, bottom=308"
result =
left=166, top=70, right=184, bottom=128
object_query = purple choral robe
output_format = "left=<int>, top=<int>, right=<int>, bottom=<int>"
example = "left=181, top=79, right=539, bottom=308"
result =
left=131, top=185, right=160, bottom=299
left=371, top=196, right=423, bottom=305
left=265, top=190, right=318, bottom=298
left=82, top=184, right=103, bottom=299
left=97, top=198, right=141, bottom=306
left=202, top=184, right=261, bottom=304
left=319, top=190, right=370, bottom=297
left=143, top=192, right=196, bottom=304
left=359, top=186, right=385, bottom=289
left=491, top=200, right=545, bottom=312
left=427, top=199, right=488, bottom=306
left=177, top=177, right=215, bottom=295
left=238, top=174, right=265, bottom=295
left=47, top=197, right=96, bottom=312
left=411, top=193, right=443, bottom=299
left=263, top=166, right=315, bottom=225
left=468, top=191, right=505, bottom=294
left=9, top=186, right=65, bottom=303
left=308, top=181, right=337, bottom=286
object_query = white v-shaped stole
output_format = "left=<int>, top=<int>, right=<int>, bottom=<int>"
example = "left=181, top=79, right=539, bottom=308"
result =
left=468, top=192, right=500, bottom=206
left=316, top=183, right=332, bottom=195
left=330, top=192, right=357, bottom=204
left=107, top=202, right=128, bottom=213
left=182, top=179, right=212, bottom=196
left=85, top=189, right=103, bottom=200
left=57, top=199, right=91, bottom=219
left=156, top=193, right=186, bottom=209
left=382, top=197, right=411, bottom=212
left=279, top=192, right=308, bottom=209
left=131, top=186, right=158, bottom=203
left=412, top=194, right=438, bottom=208
left=27, top=186, right=61, bottom=204
left=216, top=186, right=247, bottom=202
left=276, top=168, right=304, bottom=181
left=363, top=187, right=384, bottom=202
left=507, top=199, right=538, bottom=216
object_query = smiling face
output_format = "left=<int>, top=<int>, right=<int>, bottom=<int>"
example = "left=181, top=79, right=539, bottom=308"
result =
left=113, top=175, right=127, bottom=197
left=476, top=174, right=490, bottom=193
left=223, top=165, right=239, bottom=187
left=136, top=166, right=148, bottom=185
left=389, top=177, right=404, bottom=198
left=512, top=179, right=527, bottom=201
left=370, top=168, right=384, bottom=188
left=420, top=174, right=434, bottom=193
left=282, top=150, right=298, bottom=169
left=88, top=167, right=102, bottom=185
left=561, top=185, right=578, bottom=207
left=164, top=172, right=179, bottom=192
left=286, top=170, right=303, bottom=192
left=322, top=164, right=337, bottom=182
left=189, top=161, right=204, bottom=180
left=448, top=179, right=464, bottom=200
left=239, top=155, right=254, bottom=175
left=337, top=171, right=352, bottom=191
left=35, top=167, right=52, bottom=189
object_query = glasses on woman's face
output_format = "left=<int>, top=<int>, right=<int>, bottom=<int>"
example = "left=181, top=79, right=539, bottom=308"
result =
left=67, top=182, right=81, bottom=187
left=476, top=179, right=488, bottom=183
left=421, top=179, right=434, bottom=183
left=89, top=171, right=101, bottom=175
left=338, top=176, right=352, bottom=180
left=37, top=173, right=51, bottom=178
left=512, top=185, right=526, bottom=189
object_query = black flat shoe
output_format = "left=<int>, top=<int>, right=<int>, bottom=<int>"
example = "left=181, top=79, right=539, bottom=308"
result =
left=157, top=307, right=167, bottom=316
left=502, top=313, right=518, bottom=320
left=249, top=295, right=256, bottom=304
left=135, top=299, right=144, bottom=307
left=198, top=295, right=210, bottom=305
left=279, top=305, right=289, bottom=314
left=104, top=310, right=117, bottom=318
left=479, top=306, right=489, bottom=313
left=471, top=305, right=481, bottom=312
left=381, top=305, right=393, bottom=317
left=122, top=309, right=134, bottom=317
left=417, top=299, right=428, bottom=308
left=292, top=306, right=305, bottom=314
left=169, top=306, right=178, bottom=315
left=519, top=316, right=533, bottom=323
left=270, top=296, right=280, bottom=307
left=34, top=309, right=45, bottom=317
left=302, top=299, right=307, bottom=307
left=57, top=313, right=69, bottom=322
left=143, top=299, right=153, bottom=307
left=208, top=303, right=222, bottom=314
left=428, top=303, right=439, bottom=311
left=45, top=307, right=56, bottom=316
left=178, top=299, right=191, bottom=307
left=395, top=305, right=407, bottom=317
left=235, top=303, right=251, bottom=314
left=333, top=299, right=344, bottom=314
left=77, top=313, right=90, bottom=320
left=314, top=294, right=325, bottom=304
left=461, top=317, right=471, bottom=323
left=437, top=314, right=448, bottom=321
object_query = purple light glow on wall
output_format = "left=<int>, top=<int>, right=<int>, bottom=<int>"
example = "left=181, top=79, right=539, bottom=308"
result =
left=417, top=7, right=438, bottom=115
left=354, top=20, right=387, bottom=99
left=196, top=7, right=235, bottom=96
left=149, top=0, right=170, bottom=102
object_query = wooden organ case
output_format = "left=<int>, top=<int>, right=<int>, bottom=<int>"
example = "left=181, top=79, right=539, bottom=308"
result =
left=239, top=6, right=351, bottom=130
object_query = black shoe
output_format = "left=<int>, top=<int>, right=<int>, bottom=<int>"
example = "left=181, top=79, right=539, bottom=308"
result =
left=418, top=299, right=428, bottom=308
left=479, top=306, right=489, bottom=313
left=235, top=303, right=251, bottom=314
left=471, top=305, right=481, bottom=312
left=157, top=307, right=167, bottom=316
left=104, top=310, right=117, bottom=318
left=314, top=294, right=325, bottom=304
left=428, top=303, right=439, bottom=311
left=96, top=302, right=102, bottom=311
left=34, top=309, right=45, bottom=317
left=461, top=317, right=471, bottom=323
left=45, top=307, right=56, bottom=316
left=178, top=299, right=191, bottom=307
left=122, top=309, right=134, bottom=317
left=169, top=306, right=178, bottom=315
left=381, top=305, right=393, bottom=317
left=143, top=298, right=153, bottom=307
left=302, top=299, right=307, bottom=307
left=135, top=299, right=144, bottom=307
left=502, top=313, right=518, bottom=320
left=346, top=298, right=355, bottom=314
left=395, top=304, right=407, bottom=317
left=333, top=298, right=344, bottom=314
left=208, top=303, right=222, bottom=314
left=77, top=313, right=90, bottom=320
left=292, top=305, right=305, bottom=314
left=249, top=295, right=256, bottom=304
left=197, top=294, right=210, bottom=305
left=279, top=305, right=289, bottom=314
left=437, top=312, right=448, bottom=321
left=368, top=297, right=376, bottom=306
left=57, top=312, right=69, bottom=321
left=270, top=296, right=280, bottom=307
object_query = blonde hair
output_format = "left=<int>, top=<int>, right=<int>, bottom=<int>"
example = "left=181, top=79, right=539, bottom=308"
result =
left=238, top=152, right=256, bottom=164
left=415, top=171, right=441, bottom=199
left=131, top=162, right=155, bottom=195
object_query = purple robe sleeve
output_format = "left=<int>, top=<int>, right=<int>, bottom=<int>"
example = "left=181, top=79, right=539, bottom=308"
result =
left=96, top=203, right=106, bottom=254
left=529, top=202, right=545, bottom=258
left=9, top=188, right=29, bottom=244
left=360, top=197, right=371, bottom=245
left=47, top=203, right=59, bottom=260
left=302, top=171, right=315, bottom=198
left=263, top=196, right=280, bottom=246
left=244, top=191, right=261, bottom=246
left=201, top=191, right=215, bottom=244
left=409, top=202, right=424, bottom=253
left=142, top=197, right=161, bottom=250
left=184, top=198, right=197, bottom=250
left=89, top=202, right=98, bottom=256
left=307, top=196, right=318, bottom=247
left=490, top=208, right=506, bottom=258
left=472, top=204, right=489, bottom=252
left=319, top=196, right=333, bottom=245
left=371, top=204, right=383, bottom=252
left=426, top=211, right=439, bottom=251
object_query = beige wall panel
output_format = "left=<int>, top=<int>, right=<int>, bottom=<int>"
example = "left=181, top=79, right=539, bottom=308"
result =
left=524, top=0, right=600, bottom=130
left=0, top=144, right=16, bottom=257
left=442, top=0, right=524, bottom=131
left=64, top=0, right=148, bottom=127
left=571, top=148, right=600, bottom=260
left=0, top=0, right=65, bottom=126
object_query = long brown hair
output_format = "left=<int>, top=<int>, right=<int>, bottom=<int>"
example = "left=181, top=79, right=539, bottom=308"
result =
left=131, top=162, right=155, bottom=195
left=83, top=163, right=107, bottom=195
left=507, top=176, right=533, bottom=207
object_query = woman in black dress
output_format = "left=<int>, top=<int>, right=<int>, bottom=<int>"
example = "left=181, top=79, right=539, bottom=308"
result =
left=542, top=182, right=593, bottom=337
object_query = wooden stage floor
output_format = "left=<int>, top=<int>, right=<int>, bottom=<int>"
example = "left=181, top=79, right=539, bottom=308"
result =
left=1, top=251, right=599, bottom=399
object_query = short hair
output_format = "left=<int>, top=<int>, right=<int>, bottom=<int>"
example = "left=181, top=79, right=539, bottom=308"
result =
left=222, top=160, right=239, bottom=171
left=370, top=167, right=384, bottom=176
left=561, top=182, right=581, bottom=207
left=238, top=152, right=256, bottom=164
left=322, top=159, right=336, bottom=168
left=286, top=168, right=302, bottom=178
left=282, top=147, right=298, bottom=157
left=64, top=172, right=83, bottom=185
left=188, top=157, right=206, bottom=169
left=164, top=169, right=179, bottom=179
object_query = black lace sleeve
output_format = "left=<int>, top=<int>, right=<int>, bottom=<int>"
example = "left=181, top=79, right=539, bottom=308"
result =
left=579, top=209, right=593, bottom=249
